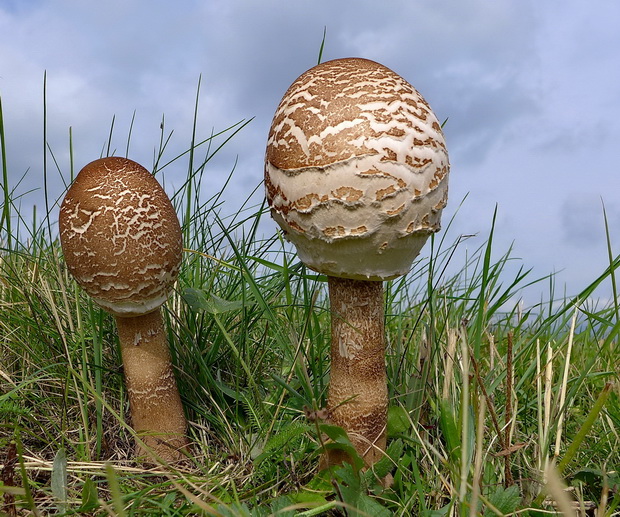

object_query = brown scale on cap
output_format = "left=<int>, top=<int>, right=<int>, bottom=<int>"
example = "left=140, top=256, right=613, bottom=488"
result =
left=60, top=157, right=188, bottom=463
left=60, top=157, right=182, bottom=316
left=265, top=57, right=449, bottom=282
left=265, top=58, right=450, bottom=470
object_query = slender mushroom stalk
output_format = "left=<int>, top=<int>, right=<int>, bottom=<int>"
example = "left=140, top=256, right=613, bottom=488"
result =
left=265, top=58, right=450, bottom=468
left=59, top=157, right=188, bottom=463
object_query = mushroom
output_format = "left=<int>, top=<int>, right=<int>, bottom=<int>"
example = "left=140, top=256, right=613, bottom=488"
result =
left=265, top=58, right=449, bottom=467
left=59, top=157, right=188, bottom=463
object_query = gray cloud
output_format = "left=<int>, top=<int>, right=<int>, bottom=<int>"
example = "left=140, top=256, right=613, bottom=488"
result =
left=561, top=194, right=619, bottom=247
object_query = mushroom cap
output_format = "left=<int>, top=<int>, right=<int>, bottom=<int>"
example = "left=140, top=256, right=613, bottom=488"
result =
left=59, top=157, right=183, bottom=316
left=265, top=57, right=449, bottom=281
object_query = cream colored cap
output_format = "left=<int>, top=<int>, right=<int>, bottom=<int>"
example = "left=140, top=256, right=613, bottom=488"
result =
left=59, top=157, right=182, bottom=316
left=265, top=58, right=450, bottom=281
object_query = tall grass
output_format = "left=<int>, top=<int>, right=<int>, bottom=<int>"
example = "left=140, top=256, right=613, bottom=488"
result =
left=1, top=85, right=619, bottom=516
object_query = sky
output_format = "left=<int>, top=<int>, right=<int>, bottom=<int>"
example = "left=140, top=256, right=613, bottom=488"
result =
left=1, top=0, right=619, bottom=305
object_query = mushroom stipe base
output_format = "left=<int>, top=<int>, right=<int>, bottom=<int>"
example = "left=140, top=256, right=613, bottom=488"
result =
left=321, top=277, right=388, bottom=468
left=116, top=310, right=189, bottom=463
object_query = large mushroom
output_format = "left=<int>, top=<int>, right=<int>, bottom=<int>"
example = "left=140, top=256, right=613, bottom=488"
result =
left=265, top=58, right=449, bottom=467
left=59, top=157, right=188, bottom=463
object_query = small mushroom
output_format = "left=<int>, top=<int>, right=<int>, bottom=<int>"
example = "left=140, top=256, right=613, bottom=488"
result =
left=265, top=58, right=449, bottom=467
left=59, top=157, right=188, bottom=462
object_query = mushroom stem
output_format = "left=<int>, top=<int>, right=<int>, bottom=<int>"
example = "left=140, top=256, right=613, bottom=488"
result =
left=323, top=276, right=388, bottom=467
left=115, top=310, right=188, bottom=462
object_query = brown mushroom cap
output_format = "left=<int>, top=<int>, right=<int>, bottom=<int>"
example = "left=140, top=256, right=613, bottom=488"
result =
left=59, top=157, right=182, bottom=316
left=265, top=57, right=450, bottom=281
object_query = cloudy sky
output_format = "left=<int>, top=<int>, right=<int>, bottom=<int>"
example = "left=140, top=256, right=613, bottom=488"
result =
left=1, top=0, right=619, bottom=303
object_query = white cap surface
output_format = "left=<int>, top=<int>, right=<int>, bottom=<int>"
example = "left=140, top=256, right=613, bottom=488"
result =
left=265, top=58, right=450, bottom=281
left=59, top=157, right=182, bottom=316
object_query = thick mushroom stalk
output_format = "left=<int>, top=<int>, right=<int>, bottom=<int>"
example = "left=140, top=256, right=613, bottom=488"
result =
left=326, top=277, right=387, bottom=466
left=265, top=58, right=450, bottom=468
left=59, top=157, right=188, bottom=463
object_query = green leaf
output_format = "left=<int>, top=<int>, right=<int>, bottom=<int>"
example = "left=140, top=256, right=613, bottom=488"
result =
left=270, top=373, right=309, bottom=406
left=209, top=293, right=244, bottom=314
left=364, top=439, right=403, bottom=483
left=335, top=463, right=362, bottom=489
left=305, top=469, right=334, bottom=492
left=270, top=495, right=296, bottom=517
left=182, top=288, right=243, bottom=314
left=571, top=467, right=620, bottom=493
left=387, top=406, right=410, bottom=436
left=181, top=287, right=209, bottom=310
left=318, top=424, right=365, bottom=472
left=214, top=502, right=254, bottom=517
left=254, top=421, right=312, bottom=464
left=334, top=464, right=390, bottom=517
left=214, top=378, right=244, bottom=401
left=338, top=485, right=390, bottom=517
left=51, top=449, right=67, bottom=513
left=79, top=477, right=99, bottom=512
left=250, top=255, right=287, bottom=274
left=438, top=398, right=460, bottom=465
left=483, top=484, right=521, bottom=516
left=572, top=467, right=605, bottom=486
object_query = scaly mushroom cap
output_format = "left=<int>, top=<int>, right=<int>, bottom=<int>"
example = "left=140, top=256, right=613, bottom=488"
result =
left=265, top=58, right=450, bottom=281
left=59, top=157, right=183, bottom=316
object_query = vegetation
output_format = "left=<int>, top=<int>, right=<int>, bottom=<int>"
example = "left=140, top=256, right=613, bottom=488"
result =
left=1, top=84, right=619, bottom=516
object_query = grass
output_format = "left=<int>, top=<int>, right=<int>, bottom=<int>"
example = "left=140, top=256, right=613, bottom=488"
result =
left=1, top=84, right=620, bottom=516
